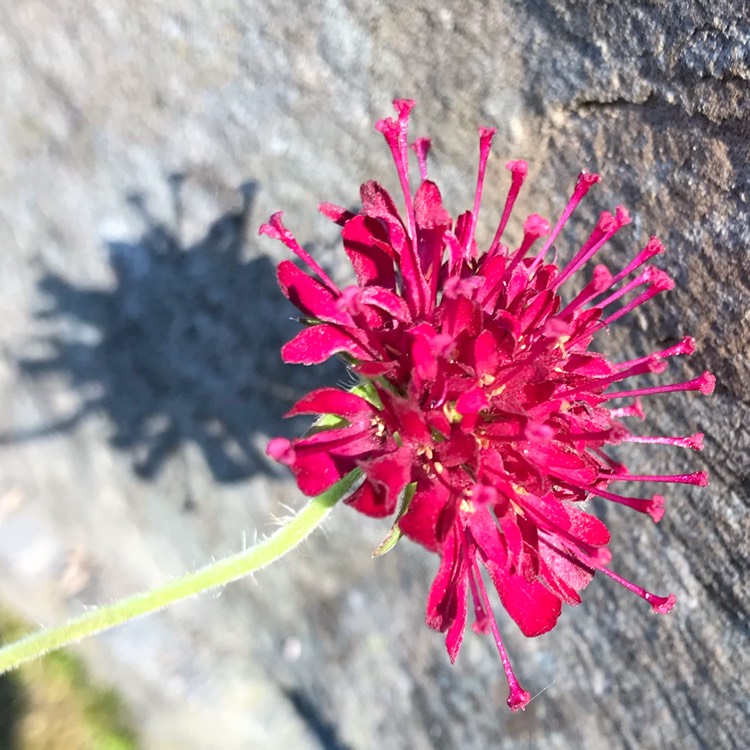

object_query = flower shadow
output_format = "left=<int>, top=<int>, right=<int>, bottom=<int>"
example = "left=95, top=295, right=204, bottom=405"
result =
left=8, top=176, right=340, bottom=483
left=0, top=671, right=24, bottom=749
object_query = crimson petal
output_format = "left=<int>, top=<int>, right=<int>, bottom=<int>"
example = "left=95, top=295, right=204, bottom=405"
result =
left=282, top=325, right=371, bottom=364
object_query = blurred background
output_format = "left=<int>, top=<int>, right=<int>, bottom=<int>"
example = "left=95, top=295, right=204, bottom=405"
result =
left=0, top=1, right=748, bottom=748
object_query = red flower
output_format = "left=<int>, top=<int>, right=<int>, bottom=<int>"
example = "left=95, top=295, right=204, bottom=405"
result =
left=261, top=100, right=713, bottom=710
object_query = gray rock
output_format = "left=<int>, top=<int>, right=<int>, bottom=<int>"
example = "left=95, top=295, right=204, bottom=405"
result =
left=0, top=1, right=747, bottom=748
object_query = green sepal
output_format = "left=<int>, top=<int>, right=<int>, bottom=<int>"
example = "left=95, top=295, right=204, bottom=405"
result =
left=350, top=380, right=382, bottom=408
left=311, top=412, right=348, bottom=432
left=372, top=482, right=417, bottom=557
left=328, top=467, right=365, bottom=504
left=306, top=379, right=382, bottom=437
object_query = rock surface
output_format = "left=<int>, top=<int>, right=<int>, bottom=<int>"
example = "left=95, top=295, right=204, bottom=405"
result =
left=0, top=1, right=747, bottom=748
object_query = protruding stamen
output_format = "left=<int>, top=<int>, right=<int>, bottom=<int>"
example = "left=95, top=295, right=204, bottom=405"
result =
left=259, top=212, right=339, bottom=294
left=464, top=127, right=497, bottom=257
left=571, top=237, right=664, bottom=312
left=375, top=99, right=417, bottom=242
left=529, top=171, right=600, bottom=273
left=555, top=357, right=666, bottom=400
left=489, top=160, right=529, bottom=255
left=605, top=371, right=715, bottom=400
left=554, top=206, right=631, bottom=290
left=471, top=560, right=531, bottom=711
left=661, top=335, right=698, bottom=357
left=599, top=269, right=674, bottom=327
left=466, top=559, right=492, bottom=635
left=599, top=567, right=676, bottom=613
left=609, top=470, right=709, bottom=486
left=557, top=427, right=624, bottom=443
left=622, top=432, right=704, bottom=451
left=506, top=214, right=550, bottom=273
left=588, top=486, right=666, bottom=522
left=606, top=356, right=668, bottom=383
left=616, top=337, right=695, bottom=370
left=607, top=236, right=664, bottom=288
left=561, top=263, right=613, bottom=313
left=410, top=137, right=432, bottom=181
left=595, top=266, right=665, bottom=310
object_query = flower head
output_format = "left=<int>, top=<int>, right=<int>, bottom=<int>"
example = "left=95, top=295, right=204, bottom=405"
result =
left=261, top=100, right=713, bottom=710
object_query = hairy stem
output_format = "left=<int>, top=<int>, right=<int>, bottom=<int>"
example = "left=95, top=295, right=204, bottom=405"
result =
left=0, top=471, right=360, bottom=675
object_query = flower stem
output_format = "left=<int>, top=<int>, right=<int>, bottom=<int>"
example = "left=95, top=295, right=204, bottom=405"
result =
left=0, top=471, right=361, bottom=675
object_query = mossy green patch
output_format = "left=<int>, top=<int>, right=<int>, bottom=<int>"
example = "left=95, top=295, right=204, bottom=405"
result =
left=0, top=609, right=137, bottom=750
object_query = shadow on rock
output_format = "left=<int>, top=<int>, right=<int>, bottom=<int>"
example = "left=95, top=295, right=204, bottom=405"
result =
left=283, top=687, right=354, bottom=750
left=7, top=176, right=341, bottom=483
left=0, top=672, right=24, bottom=749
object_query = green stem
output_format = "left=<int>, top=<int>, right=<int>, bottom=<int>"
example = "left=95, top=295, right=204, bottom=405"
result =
left=0, top=471, right=360, bottom=675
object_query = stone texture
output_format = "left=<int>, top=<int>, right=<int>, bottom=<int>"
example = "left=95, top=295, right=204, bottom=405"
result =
left=0, top=1, right=747, bottom=748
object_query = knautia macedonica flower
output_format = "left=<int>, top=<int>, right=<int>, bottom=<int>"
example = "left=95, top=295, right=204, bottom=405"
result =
left=261, top=100, right=713, bottom=710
